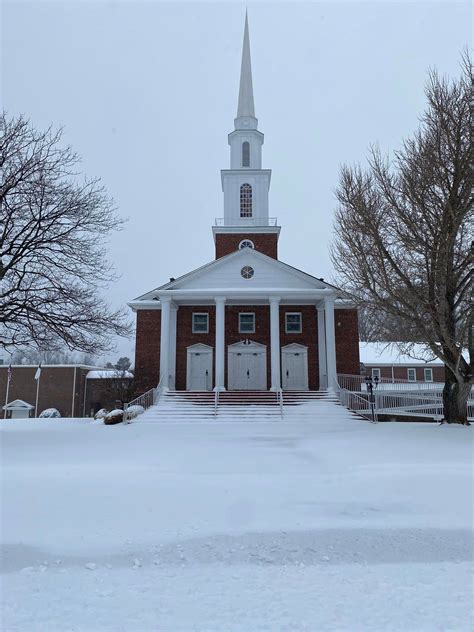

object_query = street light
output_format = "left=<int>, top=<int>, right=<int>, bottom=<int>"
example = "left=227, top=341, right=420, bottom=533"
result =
left=364, top=374, right=379, bottom=423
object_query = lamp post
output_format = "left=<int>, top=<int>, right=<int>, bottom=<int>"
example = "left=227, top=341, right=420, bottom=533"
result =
left=364, top=374, right=379, bottom=423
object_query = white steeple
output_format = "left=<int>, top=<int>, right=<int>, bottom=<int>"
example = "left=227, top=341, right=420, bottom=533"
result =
left=219, top=11, right=273, bottom=229
left=236, top=11, right=255, bottom=119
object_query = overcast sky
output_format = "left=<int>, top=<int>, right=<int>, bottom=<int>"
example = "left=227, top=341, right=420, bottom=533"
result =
left=2, top=1, right=471, bottom=364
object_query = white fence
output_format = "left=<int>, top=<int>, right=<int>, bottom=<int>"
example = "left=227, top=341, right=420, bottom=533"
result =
left=337, top=373, right=444, bottom=392
left=337, top=374, right=473, bottom=422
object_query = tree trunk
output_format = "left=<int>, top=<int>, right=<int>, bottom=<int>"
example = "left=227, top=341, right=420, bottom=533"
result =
left=442, top=366, right=471, bottom=425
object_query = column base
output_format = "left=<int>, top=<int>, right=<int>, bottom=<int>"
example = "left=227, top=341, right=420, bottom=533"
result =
left=270, top=386, right=282, bottom=392
left=213, top=386, right=226, bottom=392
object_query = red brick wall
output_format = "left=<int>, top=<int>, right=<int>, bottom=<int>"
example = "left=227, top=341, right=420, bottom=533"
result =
left=364, top=364, right=444, bottom=382
left=215, top=233, right=278, bottom=259
left=134, top=310, right=161, bottom=392
left=175, top=306, right=216, bottom=391
left=134, top=304, right=361, bottom=391
left=279, top=306, right=319, bottom=390
left=335, top=309, right=360, bottom=375
left=0, top=366, right=90, bottom=418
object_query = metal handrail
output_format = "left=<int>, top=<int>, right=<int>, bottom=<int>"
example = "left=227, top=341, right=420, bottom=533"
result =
left=123, top=386, right=157, bottom=424
left=214, top=390, right=220, bottom=418
left=339, top=388, right=378, bottom=423
left=123, top=375, right=165, bottom=424
left=276, top=389, right=284, bottom=419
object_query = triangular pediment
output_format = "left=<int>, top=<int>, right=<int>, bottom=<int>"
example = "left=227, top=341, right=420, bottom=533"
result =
left=228, top=340, right=267, bottom=352
left=3, top=399, right=34, bottom=410
left=282, top=343, right=308, bottom=353
left=135, top=249, right=333, bottom=301
left=186, top=343, right=213, bottom=352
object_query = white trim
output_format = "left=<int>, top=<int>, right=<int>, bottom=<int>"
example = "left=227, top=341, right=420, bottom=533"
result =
left=135, top=248, right=337, bottom=299
left=285, top=312, right=302, bottom=333
left=371, top=368, right=381, bottom=379
left=424, top=367, right=434, bottom=382
left=228, top=340, right=267, bottom=352
left=213, top=225, right=280, bottom=239
left=238, top=312, right=255, bottom=333
left=192, top=312, right=209, bottom=334
left=239, top=239, right=255, bottom=250
left=2, top=399, right=34, bottom=411
left=407, top=368, right=417, bottom=382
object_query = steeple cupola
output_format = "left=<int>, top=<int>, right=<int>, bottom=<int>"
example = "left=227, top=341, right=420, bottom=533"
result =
left=213, top=11, right=280, bottom=259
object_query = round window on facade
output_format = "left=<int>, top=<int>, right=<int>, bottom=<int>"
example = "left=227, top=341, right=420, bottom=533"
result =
left=241, top=265, right=255, bottom=280
left=239, top=239, right=254, bottom=250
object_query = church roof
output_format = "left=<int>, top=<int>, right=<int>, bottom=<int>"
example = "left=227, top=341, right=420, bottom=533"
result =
left=131, top=248, right=346, bottom=304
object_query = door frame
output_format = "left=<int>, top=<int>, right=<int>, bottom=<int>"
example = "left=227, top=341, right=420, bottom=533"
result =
left=281, top=343, right=309, bottom=391
left=186, top=343, right=213, bottom=391
left=228, top=340, right=267, bottom=391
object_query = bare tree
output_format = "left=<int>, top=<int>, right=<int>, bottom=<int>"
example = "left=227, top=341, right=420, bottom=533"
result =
left=331, top=55, right=473, bottom=424
left=115, top=356, right=131, bottom=371
left=0, top=113, right=132, bottom=355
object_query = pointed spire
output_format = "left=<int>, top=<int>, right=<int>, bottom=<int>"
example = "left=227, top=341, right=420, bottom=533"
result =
left=237, top=10, right=255, bottom=118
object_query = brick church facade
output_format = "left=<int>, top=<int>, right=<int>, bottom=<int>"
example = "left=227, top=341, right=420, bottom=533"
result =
left=131, top=14, right=360, bottom=394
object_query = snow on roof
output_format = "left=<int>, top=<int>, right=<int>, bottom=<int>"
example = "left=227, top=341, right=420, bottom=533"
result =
left=359, top=342, right=442, bottom=366
left=86, top=370, right=134, bottom=379
left=3, top=399, right=34, bottom=410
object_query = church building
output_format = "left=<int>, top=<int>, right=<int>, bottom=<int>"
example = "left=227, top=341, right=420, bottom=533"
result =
left=130, top=14, right=360, bottom=394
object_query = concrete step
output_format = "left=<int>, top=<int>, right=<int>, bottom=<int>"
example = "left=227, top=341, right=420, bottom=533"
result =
left=136, top=388, right=358, bottom=423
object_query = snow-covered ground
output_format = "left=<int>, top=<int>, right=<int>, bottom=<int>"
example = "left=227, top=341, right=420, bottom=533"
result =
left=1, top=414, right=472, bottom=631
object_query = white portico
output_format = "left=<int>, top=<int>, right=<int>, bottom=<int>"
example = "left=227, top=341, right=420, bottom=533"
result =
left=130, top=247, right=343, bottom=393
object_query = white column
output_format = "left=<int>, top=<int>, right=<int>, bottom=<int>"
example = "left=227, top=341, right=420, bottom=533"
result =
left=324, top=296, right=338, bottom=391
left=169, top=305, right=178, bottom=390
left=214, top=297, right=226, bottom=391
left=269, top=296, right=281, bottom=391
left=317, top=305, right=327, bottom=390
left=159, top=297, right=172, bottom=390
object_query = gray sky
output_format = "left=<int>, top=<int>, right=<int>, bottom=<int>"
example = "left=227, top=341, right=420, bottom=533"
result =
left=2, top=1, right=471, bottom=364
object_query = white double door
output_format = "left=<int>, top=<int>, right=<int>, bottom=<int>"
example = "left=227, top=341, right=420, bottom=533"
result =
left=187, top=344, right=213, bottom=391
left=282, top=344, right=309, bottom=390
left=228, top=342, right=267, bottom=390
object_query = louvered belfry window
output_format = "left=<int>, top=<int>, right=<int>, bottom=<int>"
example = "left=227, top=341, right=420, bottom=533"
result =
left=242, top=141, right=250, bottom=167
left=240, top=183, right=252, bottom=218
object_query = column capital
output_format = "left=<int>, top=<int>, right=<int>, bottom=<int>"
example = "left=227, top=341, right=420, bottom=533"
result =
left=269, top=296, right=281, bottom=304
left=214, top=296, right=227, bottom=304
left=324, top=294, right=336, bottom=306
left=159, top=295, right=172, bottom=304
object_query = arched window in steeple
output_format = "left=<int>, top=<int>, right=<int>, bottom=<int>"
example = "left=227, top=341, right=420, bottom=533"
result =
left=240, top=183, right=252, bottom=217
left=242, top=141, right=250, bottom=167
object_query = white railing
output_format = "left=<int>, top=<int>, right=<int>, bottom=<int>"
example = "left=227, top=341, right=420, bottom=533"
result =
left=373, top=391, right=443, bottom=420
left=339, top=388, right=378, bottom=423
left=214, top=217, right=278, bottom=227
left=214, top=390, right=220, bottom=418
left=276, top=389, right=284, bottom=419
left=337, top=373, right=444, bottom=393
left=339, top=379, right=473, bottom=422
left=123, top=387, right=157, bottom=424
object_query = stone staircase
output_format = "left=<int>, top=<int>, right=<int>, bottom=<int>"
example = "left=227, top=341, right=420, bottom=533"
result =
left=139, top=389, right=354, bottom=423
